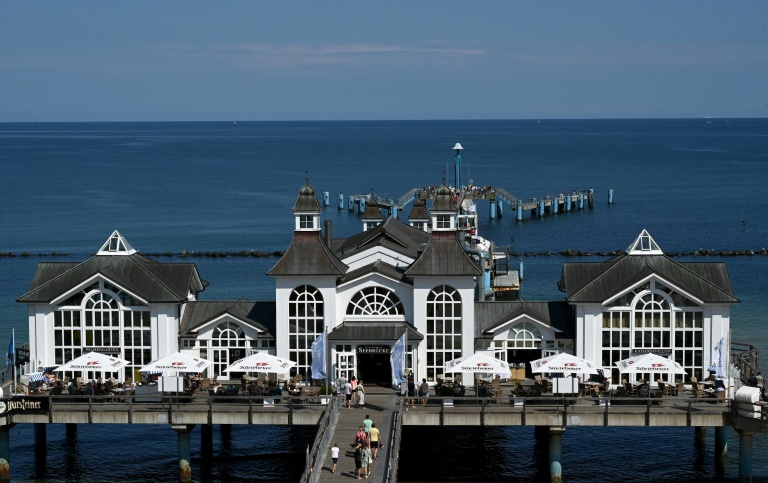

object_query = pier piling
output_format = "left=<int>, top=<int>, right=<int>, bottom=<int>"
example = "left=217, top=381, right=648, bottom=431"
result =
left=34, top=423, right=46, bottom=457
left=201, top=424, right=213, bottom=459
left=738, top=429, right=754, bottom=483
left=490, top=201, right=497, bottom=219
left=715, top=426, right=728, bottom=468
left=0, top=427, right=9, bottom=482
left=323, top=191, right=330, bottom=206
left=173, top=424, right=195, bottom=482
left=608, top=189, right=614, bottom=205
left=516, top=204, right=523, bottom=221
left=548, top=426, right=565, bottom=483
left=338, top=193, right=344, bottom=210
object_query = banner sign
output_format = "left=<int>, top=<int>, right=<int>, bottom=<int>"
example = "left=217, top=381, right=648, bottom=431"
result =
left=0, top=397, right=49, bottom=415
left=357, top=346, right=391, bottom=355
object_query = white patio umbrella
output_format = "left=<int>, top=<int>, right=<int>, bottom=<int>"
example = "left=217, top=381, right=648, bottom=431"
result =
left=224, top=351, right=296, bottom=373
left=615, top=353, right=687, bottom=375
left=54, top=351, right=130, bottom=373
left=444, top=352, right=511, bottom=375
left=139, top=352, right=212, bottom=373
left=529, top=353, right=599, bottom=374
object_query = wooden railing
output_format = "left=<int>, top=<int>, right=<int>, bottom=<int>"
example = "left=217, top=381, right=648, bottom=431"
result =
left=301, top=395, right=340, bottom=483
left=732, top=341, right=760, bottom=383
left=1, top=393, right=331, bottom=426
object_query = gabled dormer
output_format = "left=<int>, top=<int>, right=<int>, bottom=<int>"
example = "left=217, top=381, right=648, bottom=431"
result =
left=361, top=196, right=384, bottom=231
left=97, top=230, right=137, bottom=255
left=430, top=184, right=458, bottom=231
left=627, top=229, right=663, bottom=256
left=408, top=196, right=430, bottom=232
left=292, top=179, right=322, bottom=232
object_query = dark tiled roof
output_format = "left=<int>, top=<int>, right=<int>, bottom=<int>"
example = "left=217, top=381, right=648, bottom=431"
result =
left=560, top=254, right=738, bottom=304
left=180, top=300, right=275, bottom=336
left=328, top=321, right=423, bottom=341
left=361, top=198, right=383, bottom=220
left=431, top=184, right=458, bottom=213
left=338, top=260, right=411, bottom=285
left=267, top=231, right=347, bottom=276
left=18, top=254, right=203, bottom=303
left=292, top=179, right=322, bottom=213
left=335, top=217, right=431, bottom=260
left=474, top=301, right=575, bottom=339
left=406, top=231, right=482, bottom=277
left=408, top=198, right=429, bottom=220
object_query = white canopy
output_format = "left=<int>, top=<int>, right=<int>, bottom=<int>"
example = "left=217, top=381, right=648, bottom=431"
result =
left=530, top=353, right=599, bottom=375
left=54, top=351, right=130, bottom=373
left=139, top=352, right=211, bottom=373
left=615, top=353, right=687, bottom=375
left=444, top=353, right=511, bottom=375
left=224, top=351, right=296, bottom=373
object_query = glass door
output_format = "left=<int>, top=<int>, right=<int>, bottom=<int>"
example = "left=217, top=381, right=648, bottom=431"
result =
left=336, top=352, right=356, bottom=382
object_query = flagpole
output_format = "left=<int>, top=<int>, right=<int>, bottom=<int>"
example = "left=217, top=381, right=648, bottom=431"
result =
left=11, top=327, right=16, bottom=395
left=727, top=329, right=732, bottom=398
left=324, top=324, right=329, bottom=392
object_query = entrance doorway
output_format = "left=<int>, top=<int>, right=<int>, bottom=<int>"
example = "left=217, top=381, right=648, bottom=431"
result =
left=507, top=349, right=541, bottom=378
left=356, top=353, right=391, bottom=385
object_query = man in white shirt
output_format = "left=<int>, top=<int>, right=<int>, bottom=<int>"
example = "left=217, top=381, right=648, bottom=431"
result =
left=344, top=380, right=353, bottom=408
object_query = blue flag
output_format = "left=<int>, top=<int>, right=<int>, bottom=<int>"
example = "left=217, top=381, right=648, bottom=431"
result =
left=6, top=331, right=14, bottom=368
left=391, top=332, right=406, bottom=385
left=310, top=331, right=326, bottom=380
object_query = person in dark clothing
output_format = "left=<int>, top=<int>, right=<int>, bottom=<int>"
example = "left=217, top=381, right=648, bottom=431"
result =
left=407, top=375, right=416, bottom=408
left=748, top=374, right=758, bottom=387
left=354, top=442, right=363, bottom=479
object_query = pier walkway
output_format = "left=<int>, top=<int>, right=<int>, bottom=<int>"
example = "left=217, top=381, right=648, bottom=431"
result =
left=309, top=387, right=400, bottom=483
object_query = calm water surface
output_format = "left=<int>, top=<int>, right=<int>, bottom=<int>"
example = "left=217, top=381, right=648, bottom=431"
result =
left=1, top=119, right=767, bottom=481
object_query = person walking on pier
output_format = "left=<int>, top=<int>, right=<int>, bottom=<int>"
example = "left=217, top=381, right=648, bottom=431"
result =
left=344, top=379, right=353, bottom=408
left=361, top=443, right=373, bottom=479
left=354, top=426, right=368, bottom=447
left=362, top=414, right=373, bottom=436
left=357, top=380, right=366, bottom=408
left=354, top=442, right=364, bottom=479
left=330, top=442, right=339, bottom=474
left=369, top=422, right=381, bottom=460
left=419, top=378, right=429, bottom=406
left=407, top=375, right=416, bottom=408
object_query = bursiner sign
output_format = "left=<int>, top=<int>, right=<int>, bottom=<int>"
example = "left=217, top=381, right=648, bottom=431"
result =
left=0, top=397, right=49, bottom=415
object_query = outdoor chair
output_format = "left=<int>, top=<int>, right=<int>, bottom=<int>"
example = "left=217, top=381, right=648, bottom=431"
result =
left=691, top=381, right=704, bottom=398
left=673, top=380, right=685, bottom=396
left=656, top=380, right=668, bottom=397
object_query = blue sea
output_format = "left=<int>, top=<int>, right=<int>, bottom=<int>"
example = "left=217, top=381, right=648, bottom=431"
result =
left=1, top=119, right=768, bottom=481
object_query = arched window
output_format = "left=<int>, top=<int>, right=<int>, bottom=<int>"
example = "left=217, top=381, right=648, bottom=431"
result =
left=506, top=322, right=542, bottom=348
left=84, top=292, right=120, bottom=347
left=210, top=321, right=247, bottom=377
left=289, top=285, right=324, bottom=379
left=53, top=281, right=151, bottom=380
left=347, top=287, right=404, bottom=316
left=425, top=285, right=461, bottom=382
left=601, top=280, right=703, bottom=383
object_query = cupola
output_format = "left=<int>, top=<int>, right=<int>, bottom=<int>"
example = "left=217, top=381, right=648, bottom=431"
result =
left=361, top=196, right=384, bottom=231
left=292, top=179, right=322, bottom=232
left=97, top=230, right=137, bottom=256
left=430, top=183, right=458, bottom=231
left=408, top=196, right=430, bottom=232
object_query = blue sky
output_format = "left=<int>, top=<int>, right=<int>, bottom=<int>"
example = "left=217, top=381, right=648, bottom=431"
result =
left=2, top=2, right=767, bottom=121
